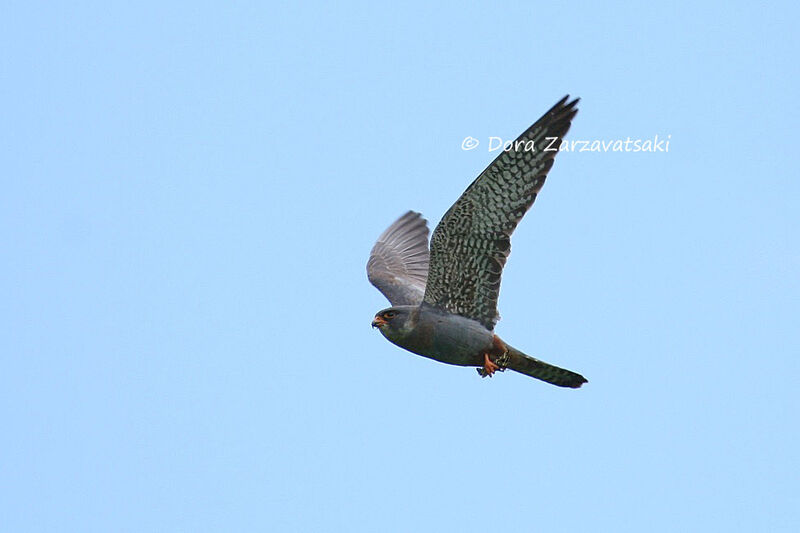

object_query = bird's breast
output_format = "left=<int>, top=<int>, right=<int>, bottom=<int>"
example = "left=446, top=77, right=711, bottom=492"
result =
left=393, top=310, right=494, bottom=367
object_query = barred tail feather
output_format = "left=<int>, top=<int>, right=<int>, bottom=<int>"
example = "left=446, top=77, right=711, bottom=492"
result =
left=506, top=345, right=587, bottom=388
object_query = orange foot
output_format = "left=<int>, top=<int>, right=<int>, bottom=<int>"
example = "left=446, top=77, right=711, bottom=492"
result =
left=481, top=353, right=500, bottom=377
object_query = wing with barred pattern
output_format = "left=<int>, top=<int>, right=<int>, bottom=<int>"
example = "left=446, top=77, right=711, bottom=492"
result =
left=423, top=96, right=579, bottom=330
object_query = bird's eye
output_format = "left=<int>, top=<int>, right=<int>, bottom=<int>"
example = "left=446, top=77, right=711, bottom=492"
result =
left=384, top=311, right=396, bottom=319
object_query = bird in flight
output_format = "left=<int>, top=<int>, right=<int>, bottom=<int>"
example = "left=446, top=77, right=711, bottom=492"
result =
left=367, top=96, right=587, bottom=388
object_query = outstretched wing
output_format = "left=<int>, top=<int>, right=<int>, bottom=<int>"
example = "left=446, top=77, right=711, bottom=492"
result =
left=367, top=211, right=430, bottom=306
left=423, top=96, right=579, bottom=330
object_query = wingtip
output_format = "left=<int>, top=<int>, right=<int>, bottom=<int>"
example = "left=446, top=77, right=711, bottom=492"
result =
left=556, top=94, right=579, bottom=105
left=563, top=95, right=580, bottom=110
left=395, top=210, right=427, bottom=225
left=546, top=95, right=580, bottom=121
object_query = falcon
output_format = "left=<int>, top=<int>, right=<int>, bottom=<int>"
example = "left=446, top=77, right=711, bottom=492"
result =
left=367, top=96, right=587, bottom=388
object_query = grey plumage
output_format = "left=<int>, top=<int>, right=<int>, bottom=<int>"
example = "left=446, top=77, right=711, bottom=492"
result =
left=367, top=211, right=429, bottom=306
left=503, top=345, right=588, bottom=388
left=367, top=96, right=587, bottom=388
left=424, top=96, right=579, bottom=330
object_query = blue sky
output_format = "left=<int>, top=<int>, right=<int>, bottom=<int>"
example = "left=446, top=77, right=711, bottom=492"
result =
left=2, top=2, right=798, bottom=531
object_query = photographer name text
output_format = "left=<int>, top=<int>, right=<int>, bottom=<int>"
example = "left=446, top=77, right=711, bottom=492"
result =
left=461, top=134, right=671, bottom=153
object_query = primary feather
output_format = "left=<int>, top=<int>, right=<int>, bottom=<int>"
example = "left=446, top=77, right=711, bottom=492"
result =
left=367, top=211, right=430, bottom=306
left=423, top=96, right=579, bottom=329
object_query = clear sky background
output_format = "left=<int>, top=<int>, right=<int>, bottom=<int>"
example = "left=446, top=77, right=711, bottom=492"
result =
left=2, top=2, right=798, bottom=532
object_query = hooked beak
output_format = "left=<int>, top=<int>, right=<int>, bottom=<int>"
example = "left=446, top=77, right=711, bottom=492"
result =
left=371, top=316, right=387, bottom=328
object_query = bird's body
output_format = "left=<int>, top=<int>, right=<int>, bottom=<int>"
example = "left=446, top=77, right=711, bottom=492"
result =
left=376, top=304, right=495, bottom=367
left=367, top=96, right=588, bottom=388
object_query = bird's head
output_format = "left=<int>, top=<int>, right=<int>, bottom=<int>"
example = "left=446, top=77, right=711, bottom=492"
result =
left=371, top=306, right=416, bottom=340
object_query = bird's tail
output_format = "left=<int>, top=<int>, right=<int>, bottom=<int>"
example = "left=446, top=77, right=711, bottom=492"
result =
left=504, top=345, right=587, bottom=388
